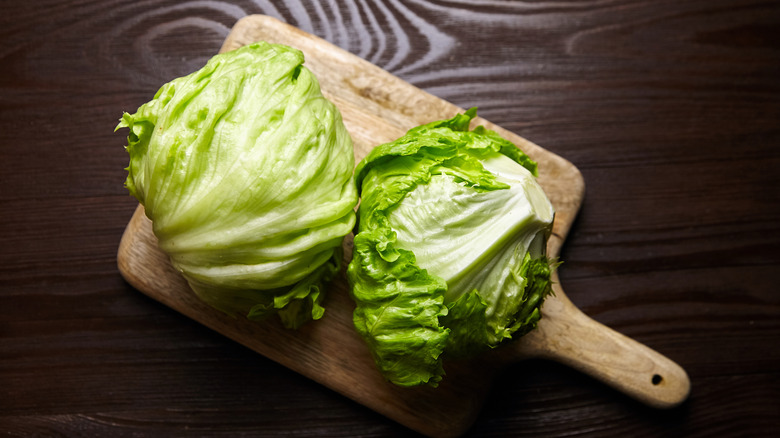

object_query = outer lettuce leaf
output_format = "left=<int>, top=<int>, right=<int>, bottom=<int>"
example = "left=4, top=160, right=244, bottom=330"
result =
left=348, top=108, right=555, bottom=385
left=117, top=42, right=357, bottom=328
left=350, top=229, right=449, bottom=386
left=440, top=290, right=489, bottom=358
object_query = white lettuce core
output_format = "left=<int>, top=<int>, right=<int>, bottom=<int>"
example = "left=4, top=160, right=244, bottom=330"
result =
left=387, top=152, right=554, bottom=309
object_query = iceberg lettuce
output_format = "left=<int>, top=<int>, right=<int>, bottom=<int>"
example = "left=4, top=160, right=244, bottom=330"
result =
left=347, top=109, right=555, bottom=386
left=118, top=42, right=358, bottom=329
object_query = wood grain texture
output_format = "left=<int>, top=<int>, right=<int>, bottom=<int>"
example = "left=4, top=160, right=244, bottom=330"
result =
left=115, top=16, right=686, bottom=435
left=1, top=0, right=779, bottom=437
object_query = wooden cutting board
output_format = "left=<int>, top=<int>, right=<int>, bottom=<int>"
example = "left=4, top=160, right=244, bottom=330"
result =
left=117, top=15, right=690, bottom=437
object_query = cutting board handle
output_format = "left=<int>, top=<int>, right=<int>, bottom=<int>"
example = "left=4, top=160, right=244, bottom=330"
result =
left=513, top=275, right=691, bottom=409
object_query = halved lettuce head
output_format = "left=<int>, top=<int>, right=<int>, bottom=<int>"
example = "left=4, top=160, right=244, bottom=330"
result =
left=117, top=42, right=358, bottom=329
left=347, top=108, right=555, bottom=386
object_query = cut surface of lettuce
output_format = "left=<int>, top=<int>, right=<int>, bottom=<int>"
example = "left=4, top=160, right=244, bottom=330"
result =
left=347, top=108, right=555, bottom=386
left=117, top=42, right=358, bottom=328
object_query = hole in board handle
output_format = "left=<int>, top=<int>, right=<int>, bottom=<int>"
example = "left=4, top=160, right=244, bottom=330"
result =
left=652, top=374, right=663, bottom=385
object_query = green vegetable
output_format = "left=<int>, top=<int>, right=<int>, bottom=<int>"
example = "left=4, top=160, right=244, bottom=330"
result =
left=117, top=42, right=358, bottom=329
left=347, top=108, right=555, bottom=386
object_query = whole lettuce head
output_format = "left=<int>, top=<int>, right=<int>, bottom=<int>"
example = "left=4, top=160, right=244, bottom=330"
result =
left=117, top=42, right=358, bottom=329
left=347, top=108, right=555, bottom=386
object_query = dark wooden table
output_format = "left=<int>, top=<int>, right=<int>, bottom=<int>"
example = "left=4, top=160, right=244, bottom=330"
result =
left=2, top=1, right=779, bottom=436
